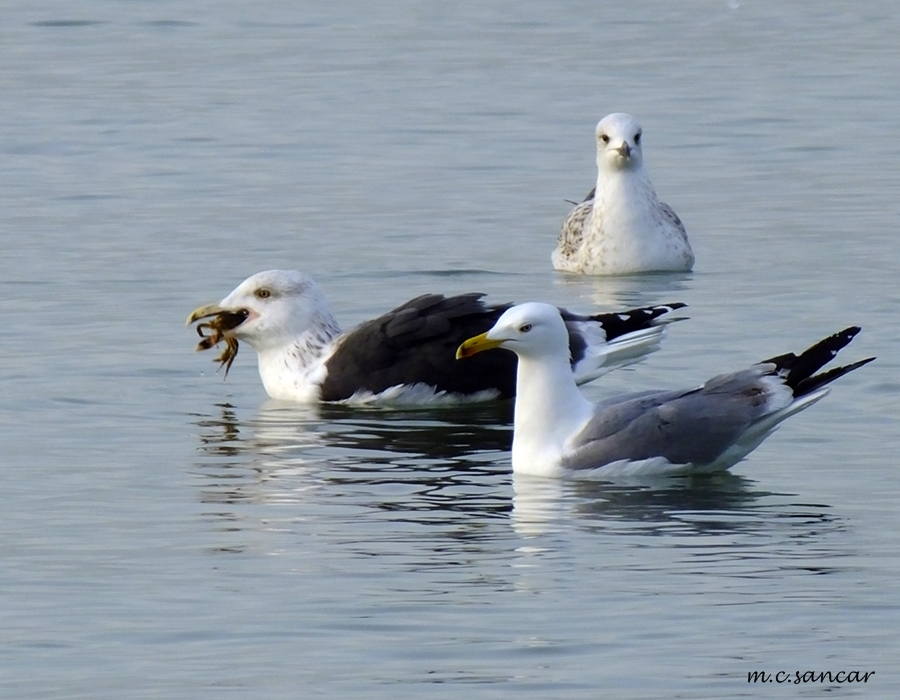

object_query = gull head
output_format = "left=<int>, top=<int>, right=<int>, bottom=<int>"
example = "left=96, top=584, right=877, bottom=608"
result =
left=595, top=112, right=644, bottom=173
left=457, top=302, right=570, bottom=361
left=187, top=270, right=332, bottom=354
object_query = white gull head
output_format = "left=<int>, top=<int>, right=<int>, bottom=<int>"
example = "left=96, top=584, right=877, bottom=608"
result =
left=197, top=270, right=341, bottom=401
left=595, top=112, right=645, bottom=174
left=484, top=302, right=572, bottom=361
left=214, top=270, right=339, bottom=354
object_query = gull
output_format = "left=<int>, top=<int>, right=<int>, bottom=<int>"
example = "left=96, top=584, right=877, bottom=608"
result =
left=457, top=303, right=873, bottom=476
left=552, top=112, right=695, bottom=275
left=187, top=269, right=685, bottom=405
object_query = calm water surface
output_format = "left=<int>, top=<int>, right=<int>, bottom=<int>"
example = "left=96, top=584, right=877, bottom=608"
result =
left=2, top=1, right=899, bottom=697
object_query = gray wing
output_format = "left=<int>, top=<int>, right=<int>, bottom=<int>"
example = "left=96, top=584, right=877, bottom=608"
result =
left=562, top=368, right=775, bottom=470
left=557, top=196, right=595, bottom=259
left=658, top=201, right=690, bottom=244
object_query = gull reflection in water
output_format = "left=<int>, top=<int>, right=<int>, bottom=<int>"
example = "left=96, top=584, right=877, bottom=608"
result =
left=510, top=470, right=849, bottom=588
left=512, top=470, right=843, bottom=541
left=191, top=400, right=846, bottom=581
left=190, top=399, right=514, bottom=518
left=553, top=270, right=694, bottom=312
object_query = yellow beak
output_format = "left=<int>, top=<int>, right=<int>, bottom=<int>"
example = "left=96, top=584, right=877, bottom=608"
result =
left=456, top=332, right=504, bottom=359
left=186, top=303, right=225, bottom=327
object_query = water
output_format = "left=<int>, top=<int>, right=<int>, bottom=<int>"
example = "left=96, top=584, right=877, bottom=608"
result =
left=2, top=1, right=899, bottom=697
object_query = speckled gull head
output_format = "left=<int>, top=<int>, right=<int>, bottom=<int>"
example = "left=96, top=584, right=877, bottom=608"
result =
left=596, top=112, right=645, bottom=174
left=187, top=270, right=338, bottom=355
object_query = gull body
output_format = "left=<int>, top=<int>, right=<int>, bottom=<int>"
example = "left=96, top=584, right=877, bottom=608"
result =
left=187, top=270, right=685, bottom=405
left=553, top=113, right=694, bottom=275
left=458, top=303, right=873, bottom=477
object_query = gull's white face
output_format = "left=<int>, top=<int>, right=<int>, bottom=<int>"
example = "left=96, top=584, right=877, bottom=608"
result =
left=486, top=303, right=570, bottom=358
left=595, top=112, right=644, bottom=172
left=457, top=302, right=569, bottom=361
left=225, top=271, right=320, bottom=346
left=193, top=270, right=323, bottom=352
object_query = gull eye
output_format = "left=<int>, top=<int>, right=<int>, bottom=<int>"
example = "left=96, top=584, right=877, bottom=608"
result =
left=519, top=323, right=532, bottom=333
left=255, top=288, right=272, bottom=299
left=599, top=134, right=610, bottom=144
left=634, top=131, right=641, bottom=144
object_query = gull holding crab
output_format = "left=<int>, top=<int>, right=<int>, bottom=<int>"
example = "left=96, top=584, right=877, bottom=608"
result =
left=187, top=269, right=685, bottom=405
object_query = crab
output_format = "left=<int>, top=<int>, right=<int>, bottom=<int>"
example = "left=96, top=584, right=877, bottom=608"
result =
left=187, top=308, right=249, bottom=377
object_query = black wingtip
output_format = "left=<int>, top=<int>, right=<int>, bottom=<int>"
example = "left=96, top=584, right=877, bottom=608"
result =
left=571, top=301, right=688, bottom=341
left=771, top=327, right=872, bottom=396
left=655, top=301, right=688, bottom=312
left=794, top=356, right=875, bottom=396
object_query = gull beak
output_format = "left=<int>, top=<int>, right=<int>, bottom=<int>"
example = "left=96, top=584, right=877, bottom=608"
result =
left=456, top=332, right=505, bottom=359
left=186, top=303, right=251, bottom=332
left=614, top=142, right=631, bottom=159
left=186, top=303, right=227, bottom=326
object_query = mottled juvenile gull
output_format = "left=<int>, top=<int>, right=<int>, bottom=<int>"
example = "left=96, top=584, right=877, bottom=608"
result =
left=553, top=113, right=694, bottom=275
left=187, top=270, right=685, bottom=405
left=457, top=303, right=873, bottom=476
